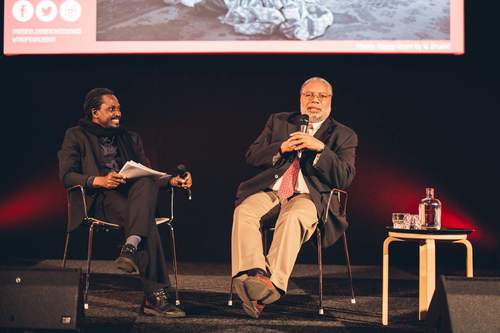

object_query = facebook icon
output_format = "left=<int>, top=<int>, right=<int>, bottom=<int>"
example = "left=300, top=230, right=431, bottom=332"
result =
left=13, top=0, right=35, bottom=22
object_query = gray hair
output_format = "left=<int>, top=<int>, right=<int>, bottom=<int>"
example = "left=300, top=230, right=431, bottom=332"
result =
left=300, top=77, right=333, bottom=94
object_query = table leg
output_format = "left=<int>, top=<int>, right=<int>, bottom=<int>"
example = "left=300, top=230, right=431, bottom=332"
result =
left=382, top=236, right=400, bottom=325
left=419, top=239, right=435, bottom=320
left=453, top=239, right=474, bottom=277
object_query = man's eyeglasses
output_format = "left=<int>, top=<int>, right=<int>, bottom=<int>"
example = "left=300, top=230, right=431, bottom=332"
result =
left=301, top=92, right=332, bottom=102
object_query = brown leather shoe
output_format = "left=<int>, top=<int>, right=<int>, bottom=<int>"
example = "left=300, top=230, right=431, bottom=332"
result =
left=233, top=275, right=265, bottom=318
left=243, top=301, right=265, bottom=319
left=245, top=273, right=281, bottom=305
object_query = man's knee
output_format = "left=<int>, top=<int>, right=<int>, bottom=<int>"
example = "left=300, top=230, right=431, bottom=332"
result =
left=278, top=208, right=316, bottom=229
left=132, top=177, right=159, bottom=192
left=233, top=201, right=262, bottom=229
left=233, top=203, right=250, bottom=222
left=279, top=209, right=301, bottom=223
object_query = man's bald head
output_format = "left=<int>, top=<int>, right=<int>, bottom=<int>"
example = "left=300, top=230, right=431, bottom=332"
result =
left=299, top=77, right=333, bottom=123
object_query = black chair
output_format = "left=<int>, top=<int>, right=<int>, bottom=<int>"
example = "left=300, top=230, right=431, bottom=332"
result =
left=61, top=185, right=181, bottom=309
left=227, top=188, right=356, bottom=315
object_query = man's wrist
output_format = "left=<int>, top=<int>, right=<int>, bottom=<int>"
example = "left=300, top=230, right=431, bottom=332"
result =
left=312, top=145, right=325, bottom=165
left=86, top=176, right=96, bottom=188
left=279, top=142, right=286, bottom=155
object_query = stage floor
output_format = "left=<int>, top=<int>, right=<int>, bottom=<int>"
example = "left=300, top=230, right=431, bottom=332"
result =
left=16, top=260, right=425, bottom=332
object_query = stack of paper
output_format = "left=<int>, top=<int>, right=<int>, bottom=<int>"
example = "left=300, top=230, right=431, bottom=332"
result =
left=119, top=161, right=169, bottom=179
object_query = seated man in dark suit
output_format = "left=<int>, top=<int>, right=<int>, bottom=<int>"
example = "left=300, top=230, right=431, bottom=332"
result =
left=231, top=77, right=358, bottom=318
left=58, top=88, right=191, bottom=317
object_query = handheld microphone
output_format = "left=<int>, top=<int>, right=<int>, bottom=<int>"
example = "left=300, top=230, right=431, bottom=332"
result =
left=176, top=164, right=192, bottom=200
left=297, top=114, right=310, bottom=158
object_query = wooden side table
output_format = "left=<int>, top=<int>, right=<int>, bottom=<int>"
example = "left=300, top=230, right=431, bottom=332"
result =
left=382, top=228, right=473, bottom=325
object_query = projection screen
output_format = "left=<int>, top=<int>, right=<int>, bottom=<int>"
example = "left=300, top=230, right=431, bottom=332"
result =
left=4, top=0, right=464, bottom=55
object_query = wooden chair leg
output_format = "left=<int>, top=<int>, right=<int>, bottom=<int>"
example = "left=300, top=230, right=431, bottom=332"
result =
left=168, top=224, right=181, bottom=306
left=342, top=232, right=356, bottom=304
left=316, top=228, right=324, bottom=315
left=84, top=223, right=95, bottom=310
left=453, top=239, right=474, bottom=277
left=62, top=232, right=71, bottom=268
left=382, top=236, right=401, bottom=325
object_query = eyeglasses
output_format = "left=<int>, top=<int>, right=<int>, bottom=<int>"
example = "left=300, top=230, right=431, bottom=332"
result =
left=301, top=92, right=332, bottom=102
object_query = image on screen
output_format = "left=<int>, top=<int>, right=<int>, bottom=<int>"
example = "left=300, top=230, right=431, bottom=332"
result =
left=97, top=0, right=450, bottom=41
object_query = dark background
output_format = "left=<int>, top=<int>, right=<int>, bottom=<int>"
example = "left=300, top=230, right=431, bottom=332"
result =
left=0, top=1, right=498, bottom=272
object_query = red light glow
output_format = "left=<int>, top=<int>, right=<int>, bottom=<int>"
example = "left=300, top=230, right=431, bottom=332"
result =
left=0, top=179, right=65, bottom=230
left=350, top=159, right=496, bottom=248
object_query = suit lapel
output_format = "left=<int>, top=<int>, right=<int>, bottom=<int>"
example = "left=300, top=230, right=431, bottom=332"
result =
left=314, top=117, right=336, bottom=143
left=286, top=113, right=301, bottom=137
left=301, top=117, right=336, bottom=165
left=80, top=128, right=104, bottom=175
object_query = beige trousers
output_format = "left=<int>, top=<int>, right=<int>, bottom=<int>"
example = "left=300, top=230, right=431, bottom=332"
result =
left=231, top=191, right=318, bottom=292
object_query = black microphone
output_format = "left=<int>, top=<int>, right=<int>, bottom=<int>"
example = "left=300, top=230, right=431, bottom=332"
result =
left=297, top=114, right=309, bottom=158
left=176, top=164, right=192, bottom=200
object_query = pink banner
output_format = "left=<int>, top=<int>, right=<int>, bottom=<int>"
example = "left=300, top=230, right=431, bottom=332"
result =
left=4, top=0, right=464, bottom=55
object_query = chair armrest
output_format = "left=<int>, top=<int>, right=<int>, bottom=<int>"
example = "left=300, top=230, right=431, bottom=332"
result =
left=67, top=185, right=89, bottom=217
left=157, top=187, right=175, bottom=224
left=326, top=188, right=348, bottom=220
left=66, top=185, right=89, bottom=232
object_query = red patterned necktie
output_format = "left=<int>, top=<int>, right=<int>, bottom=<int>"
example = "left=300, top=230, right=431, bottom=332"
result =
left=277, top=158, right=300, bottom=201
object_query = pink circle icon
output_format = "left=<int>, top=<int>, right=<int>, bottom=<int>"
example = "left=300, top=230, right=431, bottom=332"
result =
left=60, top=0, right=82, bottom=23
left=36, top=0, right=58, bottom=23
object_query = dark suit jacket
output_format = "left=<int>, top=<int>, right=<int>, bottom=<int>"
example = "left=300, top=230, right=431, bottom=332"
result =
left=58, top=126, right=151, bottom=231
left=235, top=112, right=358, bottom=248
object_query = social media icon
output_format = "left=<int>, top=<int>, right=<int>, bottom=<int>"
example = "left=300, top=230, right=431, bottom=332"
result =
left=36, top=0, right=58, bottom=22
left=12, top=0, right=34, bottom=23
left=60, top=0, right=82, bottom=23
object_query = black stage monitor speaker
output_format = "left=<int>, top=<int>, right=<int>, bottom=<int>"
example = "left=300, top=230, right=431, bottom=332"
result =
left=426, top=275, right=500, bottom=333
left=0, top=267, right=83, bottom=330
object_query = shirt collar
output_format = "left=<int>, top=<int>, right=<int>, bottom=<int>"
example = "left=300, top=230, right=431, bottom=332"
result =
left=309, top=119, right=326, bottom=135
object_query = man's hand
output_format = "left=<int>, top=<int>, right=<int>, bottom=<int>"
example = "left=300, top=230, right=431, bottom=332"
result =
left=281, top=132, right=325, bottom=153
left=169, top=172, right=192, bottom=189
left=280, top=138, right=295, bottom=154
left=93, top=171, right=126, bottom=189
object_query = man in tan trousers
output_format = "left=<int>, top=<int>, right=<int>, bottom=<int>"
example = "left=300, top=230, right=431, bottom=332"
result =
left=231, top=77, right=358, bottom=318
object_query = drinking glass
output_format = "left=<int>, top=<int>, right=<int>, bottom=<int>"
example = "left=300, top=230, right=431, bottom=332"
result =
left=392, top=213, right=408, bottom=229
left=406, top=214, right=421, bottom=230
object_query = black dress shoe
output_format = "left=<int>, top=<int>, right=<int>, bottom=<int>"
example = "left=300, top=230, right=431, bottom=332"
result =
left=115, top=243, right=139, bottom=273
left=142, top=288, right=186, bottom=318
